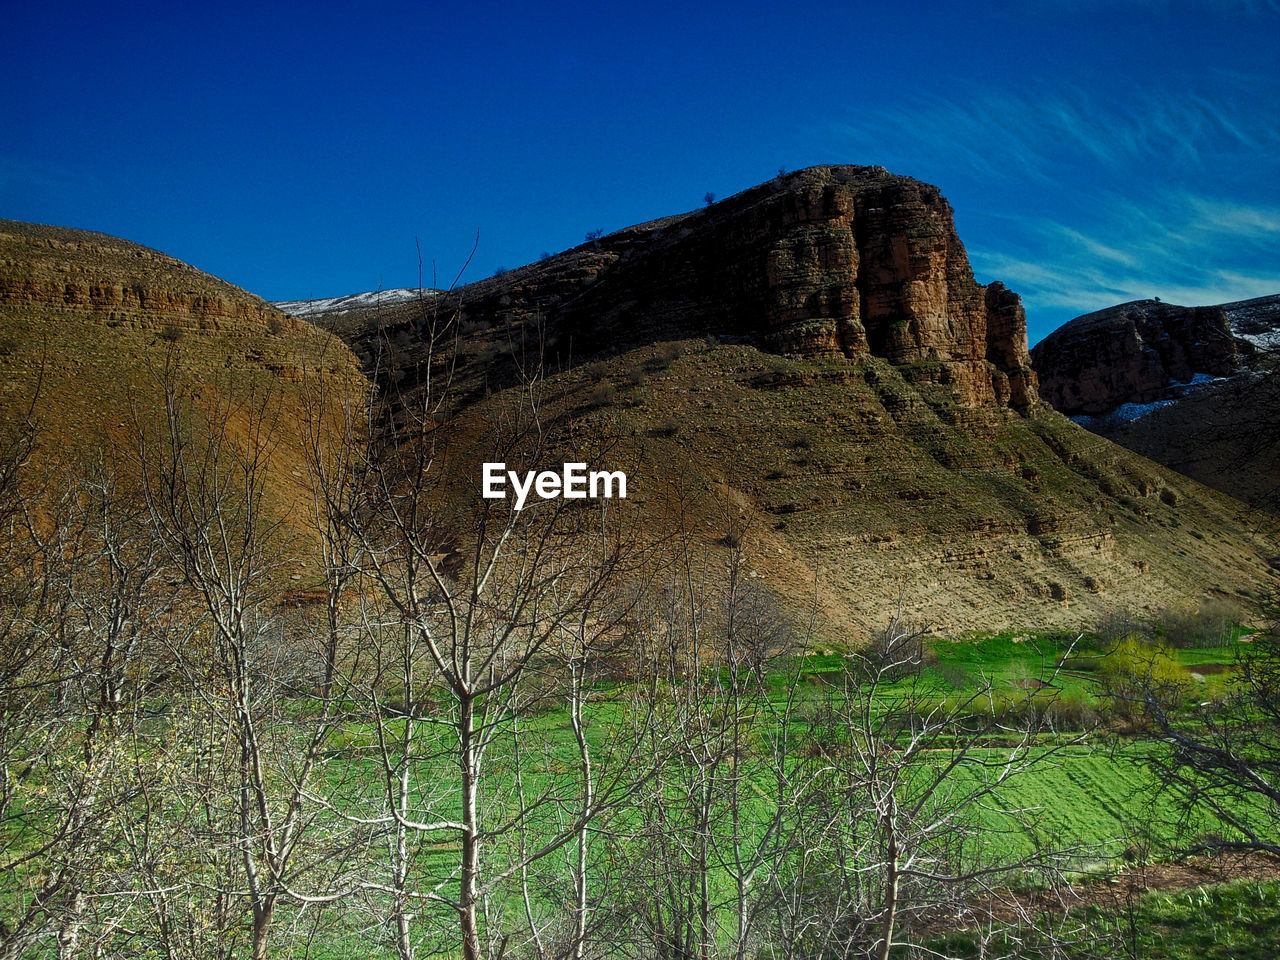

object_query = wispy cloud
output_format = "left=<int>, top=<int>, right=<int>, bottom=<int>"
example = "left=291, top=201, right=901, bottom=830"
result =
left=829, top=75, right=1280, bottom=339
left=967, top=189, right=1280, bottom=331
left=1186, top=198, right=1280, bottom=236
left=832, top=82, right=1279, bottom=189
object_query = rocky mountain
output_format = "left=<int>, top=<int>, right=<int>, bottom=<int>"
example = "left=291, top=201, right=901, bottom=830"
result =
left=1032, top=295, right=1280, bottom=508
left=295, top=166, right=1038, bottom=415
left=0, top=219, right=366, bottom=556
left=287, top=166, right=1278, bottom=638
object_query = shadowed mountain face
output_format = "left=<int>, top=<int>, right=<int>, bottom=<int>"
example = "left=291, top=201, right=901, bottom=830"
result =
left=0, top=219, right=367, bottom=556
left=1032, top=295, right=1280, bottom=509
left=285, top=167, right=1278, bottom=638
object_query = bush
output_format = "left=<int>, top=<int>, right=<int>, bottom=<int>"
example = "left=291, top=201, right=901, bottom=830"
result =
left=791, top=430, right=815, bottom=451
left=1094, top=608, right=1149, bottom=645
left=1099, top=637, right=1188, bottom=716
left=938, top=661, right=971, bottom=690
left=589, top=382, right=617, bottom=407
left=647, top=342, right=681, bottom=370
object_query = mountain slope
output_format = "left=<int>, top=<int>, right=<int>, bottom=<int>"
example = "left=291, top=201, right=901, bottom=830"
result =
left=0, top=219, right=367, bottom=556
left=1032, top=295, right=1280, bottom=509
left=296, top=166, right=1278, bottom=637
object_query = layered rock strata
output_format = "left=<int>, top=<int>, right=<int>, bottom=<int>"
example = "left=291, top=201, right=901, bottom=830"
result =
left=298, top=166, right=1039, bottom=415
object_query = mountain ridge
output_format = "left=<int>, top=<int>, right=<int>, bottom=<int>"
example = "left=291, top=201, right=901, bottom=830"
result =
left=0, top=218, right=368, bottom=564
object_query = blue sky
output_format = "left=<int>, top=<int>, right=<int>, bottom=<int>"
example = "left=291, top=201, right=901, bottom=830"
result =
left=3, top=0, right=1277, bottom=343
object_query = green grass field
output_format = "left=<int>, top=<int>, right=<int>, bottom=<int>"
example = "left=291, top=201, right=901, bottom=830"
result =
left=2, top=629, right=1266, bottom=958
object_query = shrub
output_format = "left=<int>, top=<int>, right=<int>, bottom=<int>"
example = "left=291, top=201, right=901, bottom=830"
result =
left=1095, top=608, right=1149, bottom=645
left=1099, top=636, right=1188, bottom=716
left=791, top=430, right=815, bottom=451
left=648, top=342, right=682, bottom=370
left=589, top=382, right=617, bottom=407
left=938, top=661, right=971, bottom=690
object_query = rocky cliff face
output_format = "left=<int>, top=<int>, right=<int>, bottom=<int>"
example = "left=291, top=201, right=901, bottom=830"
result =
left=0, top=220, right=292, bottom=335
left=1031, top=299, right=1247, bottom=416
left=1029, top=296, right=1280, bottom=512
left=305, top=166, right=1039, bottom=415
left=1031, top=295, right=1280, bottom=509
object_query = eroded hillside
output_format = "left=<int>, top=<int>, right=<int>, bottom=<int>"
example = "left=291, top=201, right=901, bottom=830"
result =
left=285, top=166, right=1279, bottom=638
left=0, top=219, right=368, bottom=561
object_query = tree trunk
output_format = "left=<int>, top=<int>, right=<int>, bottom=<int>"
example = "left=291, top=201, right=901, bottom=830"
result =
left=251, top=899, right=275, bottom=960
left=875, top=830, right=899, bottom=960
left=460, top=696, right=482, bottom=960
left=55, top=889, right=82, bottom=960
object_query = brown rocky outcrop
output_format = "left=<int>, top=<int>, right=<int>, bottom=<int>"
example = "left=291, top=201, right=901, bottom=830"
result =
left=0, top=220, right=291, bottom=335
left=1031, top=299, right=1245, bottom=415
left=318, top=166, right=1039, bottom=415
left=1031, top=295, right=1279, bottom=509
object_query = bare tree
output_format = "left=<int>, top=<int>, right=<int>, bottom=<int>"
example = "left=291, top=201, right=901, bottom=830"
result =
left=133, top=372, right=360, bottom=960
left=776, top=611, right=1088, bottom=959
left=0, top=435, right=181, bottom=959
left=1138, top=611, right=1280, bottom=858
left=600, top=537, right=809, bottom=960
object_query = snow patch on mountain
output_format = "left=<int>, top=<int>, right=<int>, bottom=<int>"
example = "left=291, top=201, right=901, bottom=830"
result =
left=1224, top=294, right=1280, bottom=353
left=274, top=288, right=438, bottom=318
left=1072, top=373, right=1229, bottom=428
